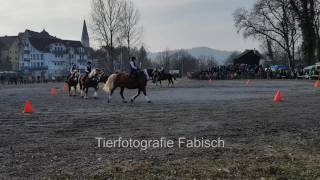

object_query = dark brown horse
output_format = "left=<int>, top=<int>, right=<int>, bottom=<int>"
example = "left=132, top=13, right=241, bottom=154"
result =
left=79, top=69, right=103, bottom=99
left=103, top=71, right=151, bottom=103
left=153, top=71, right=176, bottom=86
left=66, top=71, right=80, bottom=96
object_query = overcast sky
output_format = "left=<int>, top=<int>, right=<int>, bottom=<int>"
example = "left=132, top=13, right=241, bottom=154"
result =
left=0, top=0, right=258, bottom=52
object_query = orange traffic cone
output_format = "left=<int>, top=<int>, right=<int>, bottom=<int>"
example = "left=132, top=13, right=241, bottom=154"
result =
left=246, top=80, right=251, bottom=86
left=23, top=100, right=33, bottom=113
left=51, top=87, right=57, bottom=97
left=314, top=80, right=320, bottom=88
left=273, top=90, right=283, bottom=102
left=63, top=84, right=68, bottom=92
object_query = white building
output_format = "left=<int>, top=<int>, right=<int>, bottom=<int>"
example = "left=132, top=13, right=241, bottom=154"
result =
left=0, top=21, right=90, bottom=80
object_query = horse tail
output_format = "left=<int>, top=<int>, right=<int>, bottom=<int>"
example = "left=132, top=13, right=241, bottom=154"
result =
left=103, top=74, right=117, bottom=93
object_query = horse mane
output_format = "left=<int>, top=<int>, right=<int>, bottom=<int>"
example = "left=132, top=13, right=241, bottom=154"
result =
left=89, top=68, right=103, bottom=78
left=88, top=69, right=95, bottom=78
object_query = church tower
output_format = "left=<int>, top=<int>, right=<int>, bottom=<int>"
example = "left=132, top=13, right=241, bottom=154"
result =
left=81, top=20, right=90, bottom=48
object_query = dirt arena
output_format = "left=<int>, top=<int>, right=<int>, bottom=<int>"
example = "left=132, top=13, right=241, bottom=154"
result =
left=0, top=79, right=320, bottom=179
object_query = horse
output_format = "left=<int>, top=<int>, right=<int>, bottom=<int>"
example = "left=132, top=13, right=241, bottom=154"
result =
left=79, top=69, right=104, bottom=99
left=103, top=70, right=151, bottom=103
left=66, top=71, right=80, bottom=96
left=153, top=71, right=176, bottom=86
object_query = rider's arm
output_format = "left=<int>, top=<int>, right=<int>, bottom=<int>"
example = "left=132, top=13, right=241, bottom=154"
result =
left=130, top=61, right=138, bottom=70
left=85, top=66, right=90, bottom=73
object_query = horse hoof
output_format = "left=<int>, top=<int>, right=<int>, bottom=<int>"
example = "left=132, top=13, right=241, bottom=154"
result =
left=147, top=101, right=152, bottom=103
left=123, top=100, right=128, bottom=103
left=130, top=99, right=134, bottom=103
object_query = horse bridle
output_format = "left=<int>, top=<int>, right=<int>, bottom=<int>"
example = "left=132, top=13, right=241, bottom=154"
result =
left=90, top=70, right=104, bottom=82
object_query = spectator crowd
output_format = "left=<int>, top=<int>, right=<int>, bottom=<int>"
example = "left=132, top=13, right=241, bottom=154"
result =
left=188, top=64, right=319, bottom=80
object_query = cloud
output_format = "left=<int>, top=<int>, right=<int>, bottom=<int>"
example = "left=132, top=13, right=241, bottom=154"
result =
left=0, top=0, right=259, bottom=52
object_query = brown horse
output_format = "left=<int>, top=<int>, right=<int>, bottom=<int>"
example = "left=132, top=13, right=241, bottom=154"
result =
left=103, top=71, right=151, bottom=103
left=66, top=71, right=80, bottom=96
left=153, top=71, right=176, bottom=86
left=79, top=69, right=103, bottom=99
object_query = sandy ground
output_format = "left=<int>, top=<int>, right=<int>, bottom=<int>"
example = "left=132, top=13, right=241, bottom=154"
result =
left=0, top=79, right=320, bottom=179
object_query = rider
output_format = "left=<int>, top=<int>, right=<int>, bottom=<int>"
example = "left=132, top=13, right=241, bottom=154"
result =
left=85, top=61, right=92, bottom=79
left=70, top=63, right=77, bottom=73
left=67, top=63, right=78, bottom=80
left=130, top=56, right=138, bottom=79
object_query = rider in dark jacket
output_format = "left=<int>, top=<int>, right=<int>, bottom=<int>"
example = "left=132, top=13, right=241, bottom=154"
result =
left=130, top=57, right=138, bottom=78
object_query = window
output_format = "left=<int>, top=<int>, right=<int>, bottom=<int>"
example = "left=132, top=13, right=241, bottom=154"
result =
left=41, top=54, right=44, bottom=60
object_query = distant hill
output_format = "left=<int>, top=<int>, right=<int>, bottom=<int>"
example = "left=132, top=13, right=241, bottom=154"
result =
left=149, top=47, right=237, bottom=65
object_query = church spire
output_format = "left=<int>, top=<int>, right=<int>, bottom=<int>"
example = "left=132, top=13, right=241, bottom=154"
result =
left=81, top=20, right=90, bottom=48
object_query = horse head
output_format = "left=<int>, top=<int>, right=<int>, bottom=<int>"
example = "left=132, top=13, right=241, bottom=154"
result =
left=89, top=68, right=104, bottom=82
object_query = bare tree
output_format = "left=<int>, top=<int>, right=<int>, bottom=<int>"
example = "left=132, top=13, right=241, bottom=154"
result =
left=156, top=48, right=172, bottom=69
left=234, top=0, right=300, bottom=70
left=120, top=0, right=142, bottom=57
left=91, top=0, right=123, bottom=71
left=290, top=0, right=318, bottom=65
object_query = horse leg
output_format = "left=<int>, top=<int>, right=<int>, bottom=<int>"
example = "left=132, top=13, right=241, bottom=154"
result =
left=120, top=87, right=128, bottom=103
left=74, top=85, right=78, bottom=96
left=108, top=88, right=115, bottom=103
left=131, top=89, right=141, bottom=103
left=80, top=84, right=84, bottom=98
left=142, top=87, right=151, bottom=103
left=71, top=85, right=75, bottom=96
left=169, top=78, right=174, bottom=87
left=84, top=87, right=88, bottom=99
left=68, top=84, right=72, bottom=96
left=93, top=86, right=98, bottom=99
